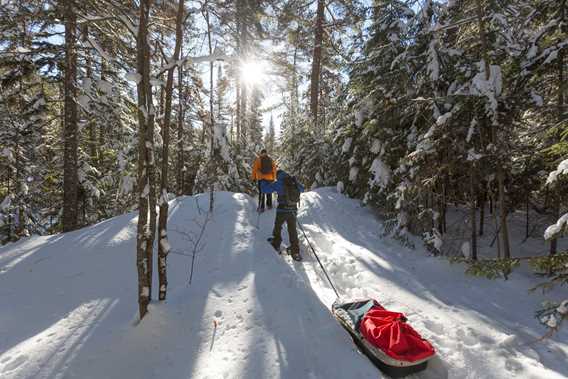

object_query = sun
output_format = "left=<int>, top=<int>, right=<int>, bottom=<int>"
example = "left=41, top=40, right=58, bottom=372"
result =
left=240, top=60, right=267, bottom=87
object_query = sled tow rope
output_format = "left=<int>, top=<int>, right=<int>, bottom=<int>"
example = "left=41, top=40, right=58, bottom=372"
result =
left=298, top=221, right=341, bottom=299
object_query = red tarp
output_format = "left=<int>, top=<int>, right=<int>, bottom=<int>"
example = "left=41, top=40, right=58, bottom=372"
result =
left=359, top=305, right=435, bottom=363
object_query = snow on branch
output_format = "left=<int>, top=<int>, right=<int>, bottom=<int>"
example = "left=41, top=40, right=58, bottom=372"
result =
left=154, top=51, right=236, bottom=77
left=546, top=159, right=568, bottom=185
left=544, top=213, right=568, bottom=241
left=536, top=300, right=568, bottom=333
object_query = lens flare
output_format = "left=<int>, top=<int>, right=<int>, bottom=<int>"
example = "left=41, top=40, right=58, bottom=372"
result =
left=240, top=60, right=267, bottom=87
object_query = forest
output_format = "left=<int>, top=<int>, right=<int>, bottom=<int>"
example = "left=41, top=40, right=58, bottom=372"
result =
left=0, top=1, right=567, bottom=376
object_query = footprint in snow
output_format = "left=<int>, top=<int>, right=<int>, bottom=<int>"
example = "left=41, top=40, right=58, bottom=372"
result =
left=423, top=319, right=445, bottom=335
left=1, top=354, right=28, bottom=372
left=456, top=328, right=479, bottom=347
left=478, top=334, right=496, bottom=345
left=0, top=356, right=12, bottom=364
left=214, top=310, right=223, bottom=318
left=505, top=358, right=523, bottom=373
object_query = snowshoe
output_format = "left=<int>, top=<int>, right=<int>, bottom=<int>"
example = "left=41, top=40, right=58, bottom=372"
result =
left=267, top=237, right=282, bottom=254
left=332, top=298, right=435, bottom=378
left=286, top=247, right=303, bottom=261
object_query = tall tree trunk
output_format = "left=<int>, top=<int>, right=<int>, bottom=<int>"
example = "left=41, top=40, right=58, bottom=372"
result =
left=475, top=0, right=510, bottom=259
left=309, top=0, right=325, bottom=127
left=230, top=113, right=234, bottom=143
left=235, top=78, right=241, bottom=143
left=63, top=0, right=79, bottom=232
left=551, top=5, right=565, bottom=255
left=490, top=189, right=501, bottom=258
left=291, top=31, right=299, bottom=129
left=217, top=65, right=223, bottom=120
left=241, top=83, right=247, bottom=142
left=204, top=3, right=215, bottom=212
left=479, top=186, right=485, bottom=236
left=235, top=13, right=241, bottom=145
left=82, top=25, right=97, bottom=164
left=497, top=167, right=510, bottom=258
left=236, top=0, right=247, bottom=143
left=98, top=43, right=107, bottom=168
left=525, top=192, right=529, bottom=239
left=135, top=0, right=153, bottom=320
left=470, top=165, right=477, bottom=260
left=14, top=124, right=24, bottom=235
left=157, top=0, right=185, bottom=301
left=146, top=92, right=157, bottom=299
left=177, top=55, right=185, bottom=196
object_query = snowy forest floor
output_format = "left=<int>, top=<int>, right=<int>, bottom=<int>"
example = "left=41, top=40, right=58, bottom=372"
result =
left=440, top=202, right=567, bottom=259
left=0, top=188, right=567, bottom=379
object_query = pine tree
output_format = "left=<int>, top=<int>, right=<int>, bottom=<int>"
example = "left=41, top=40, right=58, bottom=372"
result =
left=264, top=114, right=276, bottom=153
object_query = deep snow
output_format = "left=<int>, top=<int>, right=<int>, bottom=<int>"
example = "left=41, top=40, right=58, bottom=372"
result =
left=0, top=188, right=567, bottom=379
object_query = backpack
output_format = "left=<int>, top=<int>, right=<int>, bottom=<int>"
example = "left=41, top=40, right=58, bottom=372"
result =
left=282, top=175, right=301, bottom=204
left=260, top=156, right=273, bottom=174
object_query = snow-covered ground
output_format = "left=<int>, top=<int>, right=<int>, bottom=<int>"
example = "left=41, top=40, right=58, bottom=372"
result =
left=440, top=203, right=568, bottom=259
left=0, top=188, right=566, bottom=379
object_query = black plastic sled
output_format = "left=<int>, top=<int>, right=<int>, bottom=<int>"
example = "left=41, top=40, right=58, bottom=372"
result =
left=332, top=299, right=435, bottom=378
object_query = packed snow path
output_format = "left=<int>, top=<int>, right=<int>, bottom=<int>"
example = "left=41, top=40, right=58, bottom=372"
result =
left=0, top=189, right=567, bottom=379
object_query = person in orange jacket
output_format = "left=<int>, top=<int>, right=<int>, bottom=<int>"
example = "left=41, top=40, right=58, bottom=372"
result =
left=252, top=149, right=276, bottom=212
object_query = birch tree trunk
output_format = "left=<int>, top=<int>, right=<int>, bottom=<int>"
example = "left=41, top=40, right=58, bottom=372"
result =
left=146, top=62, right=157, bottom=300
left=157, top=0, right=185, bottom=301
left=135, top=0, right=154, bottom=319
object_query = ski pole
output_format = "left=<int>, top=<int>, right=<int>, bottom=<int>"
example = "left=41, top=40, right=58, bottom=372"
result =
left=298, top=221, right=341, bottom=299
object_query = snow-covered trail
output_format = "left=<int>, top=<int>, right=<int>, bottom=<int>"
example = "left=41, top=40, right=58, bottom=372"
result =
left=0, top=192, right=376, bottom=379
left=0, top=189, right=566, bottom=379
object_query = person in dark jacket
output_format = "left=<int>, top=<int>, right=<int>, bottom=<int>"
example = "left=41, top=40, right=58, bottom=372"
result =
left=260, top=170, right=305, bottom=261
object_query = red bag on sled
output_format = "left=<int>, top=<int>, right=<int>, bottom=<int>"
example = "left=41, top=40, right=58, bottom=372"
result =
left=359, top=306, right=435, bottom=363
left=332, top=299, right=436, bottom=378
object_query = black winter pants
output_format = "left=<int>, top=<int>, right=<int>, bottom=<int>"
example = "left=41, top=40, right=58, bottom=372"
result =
left=271, top=211, right=300, bottom=254
left=257, top=181, right=272, bottom=210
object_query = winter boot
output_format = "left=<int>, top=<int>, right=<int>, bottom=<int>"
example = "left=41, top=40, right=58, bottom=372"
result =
left=267, top=237, right=280, bottom=253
